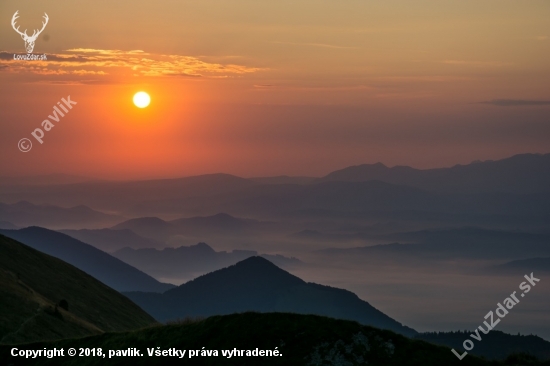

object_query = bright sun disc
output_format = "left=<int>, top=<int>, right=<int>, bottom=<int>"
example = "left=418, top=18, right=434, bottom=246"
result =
left=133, top=92, right=151, bottom=108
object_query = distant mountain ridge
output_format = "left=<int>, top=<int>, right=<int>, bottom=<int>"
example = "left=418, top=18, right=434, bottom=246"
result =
left=60, top=228, right=163, bottom=252
left=111, top=213, right=269, bottom=240
left=217, top=180, right=550, bottom=217
left=124, top=256, right=417, bottom=337
left=249, top=175, right=316, bottom=185
left=0, top=227, right=174, bottom=293
left=0, top=173, right=257, bottom=215
left=0, top=221, right=18, bottom=230
left=0, top=234, right=156, bottom=344
left=318, top=153, right=550, bottom=194
left=113, top=242, right=302, bottom=280
left=0, top=201, right=123, bottom=229
left=0, top=173, right=94, bottom=186
left=318, top=227, right=550, bottom=260
left=1, top=153, right=549, bottom=218
left=0, top=154, right=550, bottom=216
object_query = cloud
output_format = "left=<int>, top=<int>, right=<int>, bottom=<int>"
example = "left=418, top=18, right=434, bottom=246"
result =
left=480, top=99, right=550, bottom=107
left=66, top=49, right=149, bottom=55
left=0, top=49, right=262, bottom=79
left=0, top=53, right=15, bottom=61
left=29, top=79, right=111, bottom=85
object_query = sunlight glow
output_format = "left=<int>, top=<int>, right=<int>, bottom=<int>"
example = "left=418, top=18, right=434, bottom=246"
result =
left=133, top=92, right=151, bottom=108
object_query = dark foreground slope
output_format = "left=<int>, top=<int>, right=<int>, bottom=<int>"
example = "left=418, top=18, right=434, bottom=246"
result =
left=0, top=227, right=174, bottom=293
left=125, top=256, right=416, bottom=337
left=417, top=331, right=550, bottom=361
left=0, top=234, right=156, bottom=344
left=0, top=313, right=506, bottom=366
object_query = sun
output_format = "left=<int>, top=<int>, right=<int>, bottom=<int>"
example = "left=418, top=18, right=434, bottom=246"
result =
left=133, top=92, right=151, bottom=108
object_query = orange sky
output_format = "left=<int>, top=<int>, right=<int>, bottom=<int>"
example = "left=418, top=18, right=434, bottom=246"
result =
left=1, top=0, right=549, bottom=179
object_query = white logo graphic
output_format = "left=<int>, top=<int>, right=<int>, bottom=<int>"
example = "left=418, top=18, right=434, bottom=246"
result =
left=11, top=11, right=49, bottom=53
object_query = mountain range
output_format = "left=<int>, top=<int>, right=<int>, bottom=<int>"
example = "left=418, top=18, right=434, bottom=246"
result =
left=0, top=173, right=94, bottom=186
left=0, top=221, right=18, bottom=230
left=1, top=234, right=547, bottom=363
left=0, top=201, right=123, bottom=229
left=317, top=227, right=550, bottom=261
left=111, top=213, right=270, bottom=241
left=113, top=242, right=302, bottom=280
left=0, top=227, right=174, bottom=293
left=318, top=153, right=550, bottom=194
left=0, top=173, right=256, bottom=216
left=60, top=228, right=163, bottom=252
left=124, top=256, right=417, bottom=337
left=1, top=154, right=548, bottom=222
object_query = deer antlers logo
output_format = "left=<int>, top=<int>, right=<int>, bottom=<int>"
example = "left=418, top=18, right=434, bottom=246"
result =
left=11, top=11, right=49, bottom=53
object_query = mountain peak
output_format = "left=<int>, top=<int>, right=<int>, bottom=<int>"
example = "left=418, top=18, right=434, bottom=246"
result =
left=188, top=242, right=216, bottom=253
left=126, top=257, right=417, bottom=337
left=234, top=255, right=279, bottom=268
left=184, top=255, right=303, bottom=288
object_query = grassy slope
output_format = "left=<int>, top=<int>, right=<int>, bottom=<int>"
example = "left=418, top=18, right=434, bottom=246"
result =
left=0, top=312, right=518, bottom=366
left=0, top=227, right=174, bottom=293
left=0, top=234, right=156, bottom=345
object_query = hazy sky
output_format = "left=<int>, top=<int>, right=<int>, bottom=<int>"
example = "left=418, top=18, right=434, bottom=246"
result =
left=1, top=0, right=549, bottom=179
